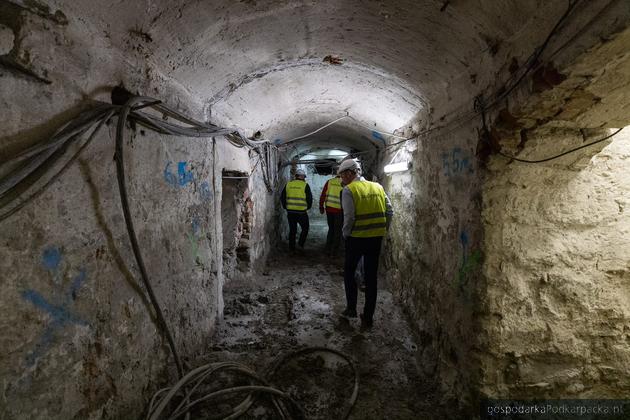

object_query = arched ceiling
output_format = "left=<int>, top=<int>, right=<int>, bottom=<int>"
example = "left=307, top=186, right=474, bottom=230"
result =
left=53, top=0, right=574, bottom=151
left=208, top=62, right=423, bottom=144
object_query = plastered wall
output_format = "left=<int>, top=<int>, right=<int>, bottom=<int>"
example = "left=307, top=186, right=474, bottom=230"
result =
left=480, top=127, right=630, bottom=399
left=3, top=0, right=630, bottom=417
left=0, top=3, right=263, bottom=418
left=383, top=123, right=482, bottom=408
left=0, top=124, right=240, bottom=418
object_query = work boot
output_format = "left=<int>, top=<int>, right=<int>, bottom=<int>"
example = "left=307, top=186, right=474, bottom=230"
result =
left=341, top=308, right=357, bottom=318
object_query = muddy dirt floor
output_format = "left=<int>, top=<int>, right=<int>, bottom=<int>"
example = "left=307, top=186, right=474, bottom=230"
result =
left=200, top=217, right=455, bottom=419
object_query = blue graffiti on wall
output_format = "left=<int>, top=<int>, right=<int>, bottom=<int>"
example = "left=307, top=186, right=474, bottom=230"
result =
left=42, top=246, right=63, bottom=284
left=164, top=162, right=212, bottom=202
left=21, top=248, right=89, bottom=366
left=371, top=131, right=386, bottom=144
left=164, top=161, right=195, bottom=187
left=459, top=231, right=469, bottom=251
left=442, top=148, right=474, bottom=177
left=191, top=216, right=201, bottom=235
left=42, top=247, right=61, bottom=271
left=199, top=181, right=212, bottom=201
left=187, top=216, right=204, bottom=265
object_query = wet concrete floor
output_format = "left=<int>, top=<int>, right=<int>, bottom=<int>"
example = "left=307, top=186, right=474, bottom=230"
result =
left=203, top=217, right=452, bottom=419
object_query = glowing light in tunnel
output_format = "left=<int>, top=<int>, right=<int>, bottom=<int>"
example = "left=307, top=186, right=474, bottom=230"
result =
left=383, top=161, right=410, bottom=174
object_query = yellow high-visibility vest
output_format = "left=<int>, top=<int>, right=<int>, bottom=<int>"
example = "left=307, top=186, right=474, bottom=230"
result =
left=347, top=181, right=387, bottom=237
left=286, top=180, right=308, bottom=211
left=325, top=177, right=343, bottom=209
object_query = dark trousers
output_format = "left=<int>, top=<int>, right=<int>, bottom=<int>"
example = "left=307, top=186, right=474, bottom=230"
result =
left=287, top=211, right=309, bottom=250
left=343, top=236, right=383, bottom=321
left=326, top=212, right=343, bottom=252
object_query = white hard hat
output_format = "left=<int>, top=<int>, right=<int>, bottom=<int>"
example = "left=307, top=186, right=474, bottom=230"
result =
left=337, top=159, right=360, bottom=174
left=295, top=169, right=306, bottom=177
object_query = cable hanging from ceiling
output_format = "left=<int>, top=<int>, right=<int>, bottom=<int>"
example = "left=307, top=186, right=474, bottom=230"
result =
left=279, top=113, right=412, bottom=146
left=278, top=0, right=608, bottom=169
left=0, top=96, right=278, bottom=223
left=0, top=93, right=280, bottom=389
left=0, top=95, right=361, bottom=418
left=248, top=0, right=601, bottom=167
left=476, top=94, right=624, bottom=163
left=350, top=0, right=588, bottom=155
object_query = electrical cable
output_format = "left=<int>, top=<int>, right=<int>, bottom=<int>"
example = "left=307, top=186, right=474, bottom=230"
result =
left=114, top=96, right=185, bottom=379
left=284, top=116, right=350, bottom=143
left=346, top=115, right=410, bottom=140
left=281, top=114, right=412, bottom=146
left=146, top=346, right=359, bottom=420
left=545, top=0, right=617, bottom=64
left=482, top=0, right=581, bottom=111
left=0, top=107, right=115, bottom=222
left=0, top=103, right=114, bottom=165
left=1, top=94, right=307, bottom=420
left=1, top=94, right=278, bottom=221
left=478, top=95, right=623, bottom=163
left=214, top=0, right=600, bottom=172
left=0, top=106, right=114, bottom=197
left=357, top=0, right=585, bottom=153
left=495, top=128, right=623, bottom=163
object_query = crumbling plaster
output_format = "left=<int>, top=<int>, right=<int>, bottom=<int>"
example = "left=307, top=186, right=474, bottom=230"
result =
left=380, top=0, right=630, bottom=410
left=0, top=2, right=260, bottom=418
left=481, top=127, right=630, bottom=399
left=0, top=125, right=228, bottom=418
left=2, top=0, right=630, bottom=417
left=496, top=24, right=630, bottom=132
left=383, top=122, right=482, bottom=407
left=476, top=2, right=630, bottom=401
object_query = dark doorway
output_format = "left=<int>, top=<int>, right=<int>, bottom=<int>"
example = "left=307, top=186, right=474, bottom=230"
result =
left=221, top=170, right=251, bottom=281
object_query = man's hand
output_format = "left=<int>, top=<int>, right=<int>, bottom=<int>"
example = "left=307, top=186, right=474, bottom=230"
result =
left=319, top=207, right=324, bottom=214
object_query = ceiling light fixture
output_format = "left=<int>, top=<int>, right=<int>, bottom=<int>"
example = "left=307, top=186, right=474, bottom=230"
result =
left=383, top=161, right=410, bottom=174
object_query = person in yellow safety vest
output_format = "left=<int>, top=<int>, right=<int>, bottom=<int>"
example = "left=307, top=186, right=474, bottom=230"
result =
left=338, top=158, right=393, bottom=330
left=319, top=165, right=344, bottom=256
left=280, top=168, right=313, bottom=251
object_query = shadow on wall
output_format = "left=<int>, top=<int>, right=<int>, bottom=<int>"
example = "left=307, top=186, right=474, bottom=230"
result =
left=78, top=158, right=157, bottom=322
left=0, top=102, right=93, bottom=165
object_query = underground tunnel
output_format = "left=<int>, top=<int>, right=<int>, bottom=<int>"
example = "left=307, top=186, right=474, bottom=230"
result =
left=1, top=0, right=630, bottom=418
